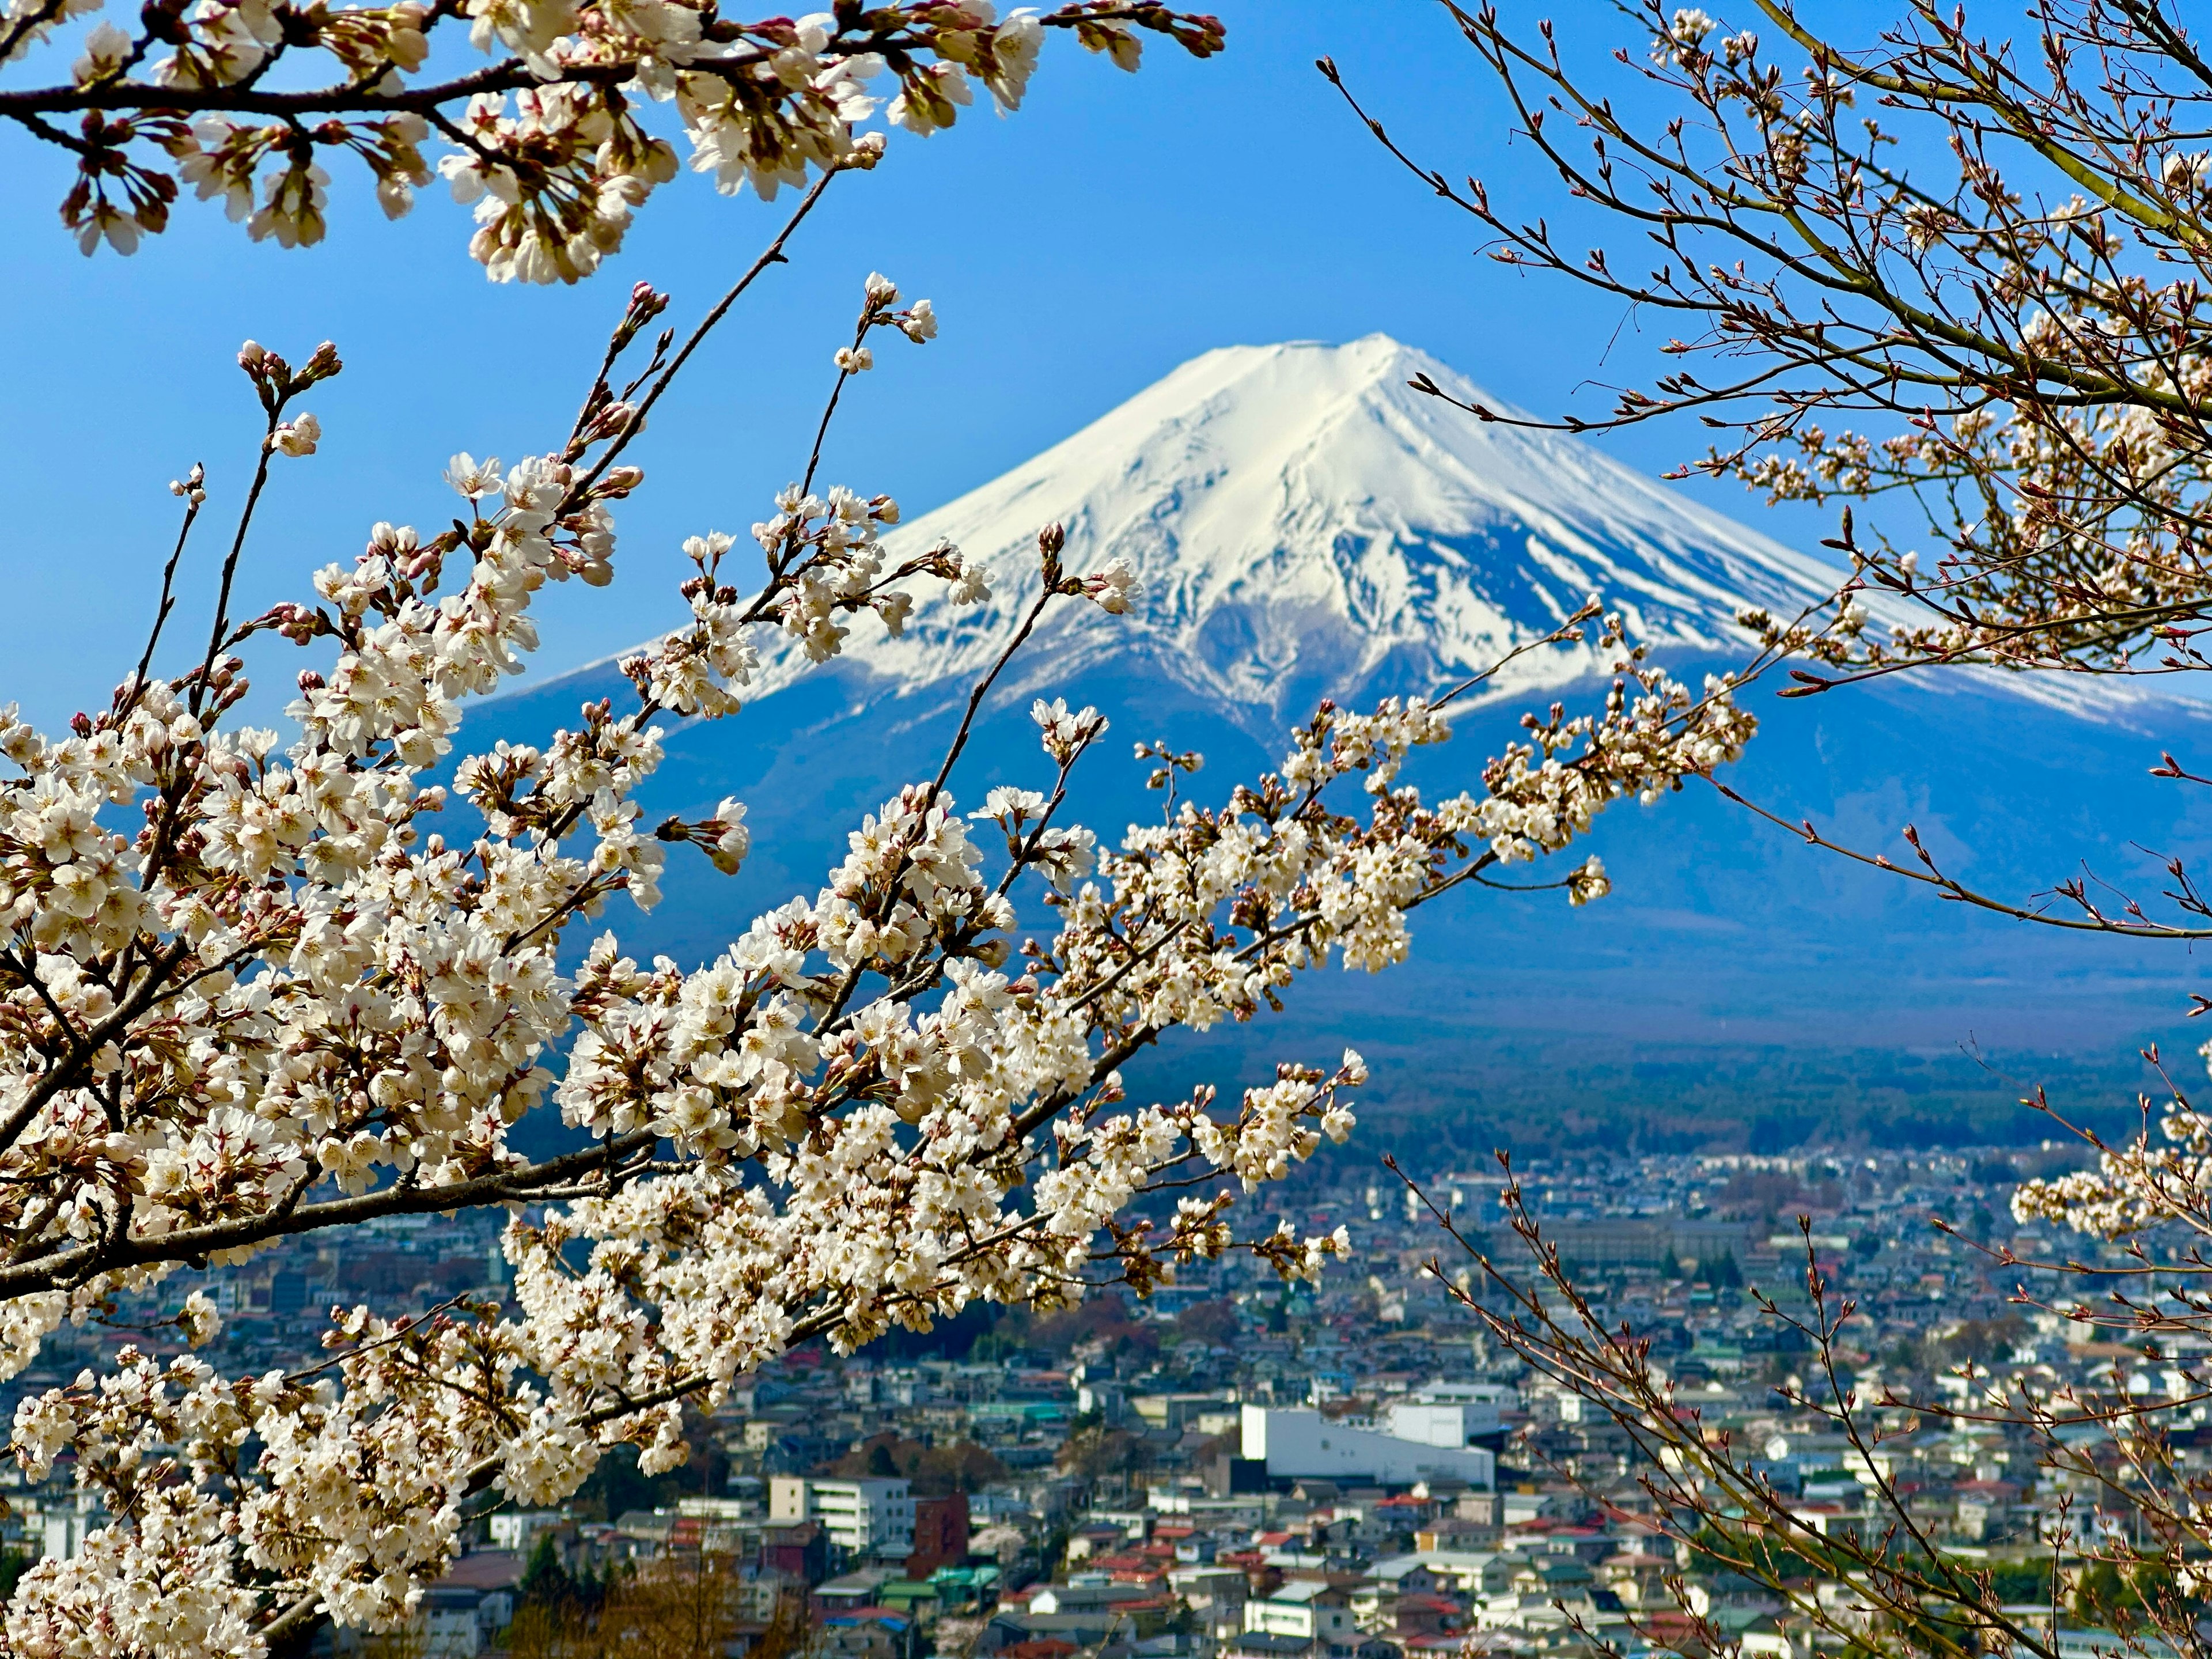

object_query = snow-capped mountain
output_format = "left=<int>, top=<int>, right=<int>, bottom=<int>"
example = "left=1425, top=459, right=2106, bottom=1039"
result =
left=486, top=336, right=2212, bottom=1148
left=730, top=334, right=1842, bottom=726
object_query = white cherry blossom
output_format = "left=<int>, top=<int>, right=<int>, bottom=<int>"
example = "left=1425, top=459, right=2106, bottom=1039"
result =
left=0, top=1, right=1231, bottom=278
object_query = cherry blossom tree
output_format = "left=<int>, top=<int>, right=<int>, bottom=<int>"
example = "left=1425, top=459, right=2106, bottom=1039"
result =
left=0, top=0, right=1225, bottom=279
left=1332, top=4, right=2212, bottom=1658
left=0, top=9, right=1771, bottom=1653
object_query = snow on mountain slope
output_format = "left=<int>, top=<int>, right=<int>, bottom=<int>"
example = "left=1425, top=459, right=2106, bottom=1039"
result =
left=548, top=331, right=2196, bottom=736
left=588, top=334, right=1857, bottom=729
left=787, top=334, right=1846, bottom=714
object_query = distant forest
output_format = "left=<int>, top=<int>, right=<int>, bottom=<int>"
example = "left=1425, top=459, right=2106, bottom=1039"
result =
left=1130, top=1033, right=2157, bottom=1166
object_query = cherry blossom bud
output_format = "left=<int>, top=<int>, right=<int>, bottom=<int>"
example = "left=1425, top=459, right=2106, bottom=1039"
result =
left=1567, top=855, right=1610, bottom=906
left=1087, top=556, right=1141, bottom=615
left=271, top=412, right=321, bottom=457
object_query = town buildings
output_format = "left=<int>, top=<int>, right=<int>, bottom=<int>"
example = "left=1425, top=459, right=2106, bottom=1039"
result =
left=0, top=1143, right=2170, bottom=1658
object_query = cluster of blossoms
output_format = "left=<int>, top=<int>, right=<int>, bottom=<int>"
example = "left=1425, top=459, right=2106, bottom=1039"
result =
left=2017, top=1110, right=2203, bottom=1238
left=1471, top=614, right=1755, bottom=891
left=2012, top=1096, right=2212, bottom=1241
left=0, top=257, right=1753, bottom=1652
left=2, top=2, right=1226, bottom=276
left=614, top=271, right=986, bottom=707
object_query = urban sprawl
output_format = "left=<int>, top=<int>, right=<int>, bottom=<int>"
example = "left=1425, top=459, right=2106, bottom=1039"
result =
left=1, top=1147, right=2154, bottom=1657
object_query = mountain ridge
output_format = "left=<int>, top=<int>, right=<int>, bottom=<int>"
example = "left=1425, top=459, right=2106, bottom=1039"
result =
left=548, top=332, right=2182, bottom=738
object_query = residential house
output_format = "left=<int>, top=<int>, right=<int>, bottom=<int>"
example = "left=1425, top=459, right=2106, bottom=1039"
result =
left=1245, top=1581, right=1359, bottom=1658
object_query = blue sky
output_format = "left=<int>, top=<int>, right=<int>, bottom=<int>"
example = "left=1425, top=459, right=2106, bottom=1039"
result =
left=0, top=0, right=1823, bottom=732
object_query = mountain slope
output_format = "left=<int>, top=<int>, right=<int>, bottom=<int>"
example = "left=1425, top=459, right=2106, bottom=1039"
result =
left=578, top=334, right=1850, bottom=728
left=485, top=337, right=2212, bottom=1149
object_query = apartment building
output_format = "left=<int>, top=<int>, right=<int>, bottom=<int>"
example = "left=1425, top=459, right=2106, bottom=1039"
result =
left=768, top=1476, right=916, bottom=1559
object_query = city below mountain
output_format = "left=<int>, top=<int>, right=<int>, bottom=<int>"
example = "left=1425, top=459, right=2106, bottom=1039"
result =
left=483, top=337, right=2212, bottom=1154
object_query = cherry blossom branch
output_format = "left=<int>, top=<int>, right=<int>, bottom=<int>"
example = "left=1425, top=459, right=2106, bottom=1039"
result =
left=0, top=3, right=1226, bottom=277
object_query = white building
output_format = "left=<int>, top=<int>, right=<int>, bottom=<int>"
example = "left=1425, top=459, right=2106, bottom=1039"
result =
left=422, top=1588, right=493, bottom=1657
left=1240, top=1406, right=1494, bottom=1487
left=487, top=1510, right=563, bottom=1554
left=768, top=1476, right=915, bottom=1556
left=1245, top=1581, right=1358, bottom=1648
left=1031, top=1582, right=1166, bottom=1618
left=1384, top=1402, right=1491, bottom=1447
left=398, top=1583, right=516, bottom=1657
left=1385, top=1381, right=1515, bottom=1444
left=40, top=1511, right=86, bottom=1562
left=1148, top=1490, right=1268, bottom=1530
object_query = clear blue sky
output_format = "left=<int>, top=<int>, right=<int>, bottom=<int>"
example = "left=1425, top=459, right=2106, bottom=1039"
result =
left=0, top=0, right=1829, bottom=731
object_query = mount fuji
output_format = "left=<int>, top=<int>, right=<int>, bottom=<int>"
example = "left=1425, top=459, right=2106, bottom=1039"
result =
left=717, top=334, right=1846, bottom=729
left=482, top=336, right=2212, bottom=1153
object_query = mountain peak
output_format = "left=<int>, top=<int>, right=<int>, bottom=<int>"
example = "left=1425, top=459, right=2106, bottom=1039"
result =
left=697, top=338, right=1847, bottom=726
